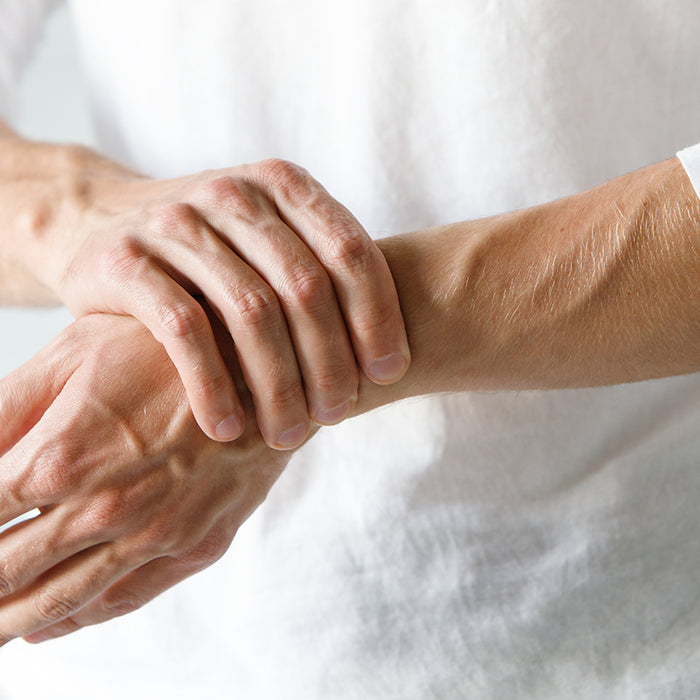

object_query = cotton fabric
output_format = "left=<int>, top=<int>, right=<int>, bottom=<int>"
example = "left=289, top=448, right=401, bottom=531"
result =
left=1, top=1, right=700, bottom=698
left=0, top=0, right=58, bottom=122
left=678, top=143, right=700, bottom=200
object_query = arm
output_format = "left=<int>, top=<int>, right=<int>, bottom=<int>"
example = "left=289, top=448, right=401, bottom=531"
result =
left=358, top=155, right=700, bottom=414
left=0, top=313, right=293, bottom=646
left=0, top=121, right=409, bottom=445
left=1, top=155, right=695, bottom=644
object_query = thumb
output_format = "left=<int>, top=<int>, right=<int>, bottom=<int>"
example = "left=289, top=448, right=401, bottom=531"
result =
left=0, top=337, right=75, bottom=457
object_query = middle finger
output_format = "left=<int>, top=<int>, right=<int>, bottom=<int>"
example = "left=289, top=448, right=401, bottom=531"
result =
left=191, top=183, right=359, bottom=424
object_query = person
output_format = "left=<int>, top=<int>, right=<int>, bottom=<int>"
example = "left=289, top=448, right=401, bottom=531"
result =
left=2, top=0, right=700, bottom=697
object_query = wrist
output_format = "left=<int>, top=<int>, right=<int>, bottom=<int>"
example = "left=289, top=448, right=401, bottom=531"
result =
left=348, top=225, right=471, bottom=415
left=362, top=157, right=700, bottom=417
left=0, top=139, right=143, bottom=302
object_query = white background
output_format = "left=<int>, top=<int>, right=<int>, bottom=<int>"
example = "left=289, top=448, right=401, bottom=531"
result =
left=2, top=4, right=93, bottom=378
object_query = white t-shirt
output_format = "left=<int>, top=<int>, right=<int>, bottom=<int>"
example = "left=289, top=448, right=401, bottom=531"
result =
left=2, top=1, right=700, bottom=698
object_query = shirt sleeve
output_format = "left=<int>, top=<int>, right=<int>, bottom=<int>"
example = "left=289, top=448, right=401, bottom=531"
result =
left=676, top=142, right=700, bottom=201
left=0, top=0, right=64, bottom=124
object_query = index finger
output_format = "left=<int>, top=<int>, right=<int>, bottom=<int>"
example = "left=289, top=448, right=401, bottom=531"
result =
left=0, top=343, right=77, bottom=527
left=255, top=159, right=411, bottom=385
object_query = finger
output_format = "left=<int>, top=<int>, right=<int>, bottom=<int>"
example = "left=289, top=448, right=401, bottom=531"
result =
left=0, top=504, right=106, bottom=600
left=24, top=523, right=235, bottom=643
left=0, top=422, right=63, bottom=529
left=23, top=554, right=199, bottom=643
left=256, top=159, right=411, bottom=385
left=101, top=239, right=245, bottom=442
left=149, top=218, right=311, bottom=449
left=0, top=541, right=143, bottom=647
left=0, top=349, right=80, bottom=527
left=0, top=393, right=101, bottom=530
left=168, top=189, right=358, bottom=426
left=0, top=337, right=74, bottom=457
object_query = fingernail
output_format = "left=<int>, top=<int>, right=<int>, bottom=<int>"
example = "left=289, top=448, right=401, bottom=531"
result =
left=276, top=423, right=308, bottom=449
left=315, top=400, right=351, bottom=425
left=215, top=414, right=244, bottom=441
left=368, top=353, right=408, bottom=384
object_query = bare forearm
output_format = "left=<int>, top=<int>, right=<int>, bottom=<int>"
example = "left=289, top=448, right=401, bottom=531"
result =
left=0, top=123, right=136, bottom=304
left=0, top=125, right=412, bottom=445
left=356, top=157, right=700, bottom=413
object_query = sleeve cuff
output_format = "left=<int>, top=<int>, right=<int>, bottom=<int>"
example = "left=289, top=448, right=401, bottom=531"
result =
left=677, top=143, right=700, bottom=200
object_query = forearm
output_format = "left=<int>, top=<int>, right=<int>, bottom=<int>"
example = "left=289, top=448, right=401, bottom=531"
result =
left=0, top=128, right=412, bottom=445
left=357, top=156, right=700, bottom=413
left=0, top=121, right=137, bottom=305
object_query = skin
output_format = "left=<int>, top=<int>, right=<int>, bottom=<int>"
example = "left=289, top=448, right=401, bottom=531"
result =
left=0, top=122, right=410, bottom=447
left=1, top=154, right=699, bottom=645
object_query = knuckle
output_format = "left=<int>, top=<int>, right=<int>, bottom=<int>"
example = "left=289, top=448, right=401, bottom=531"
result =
left=352, top=300, right=397, bottom=336
left=258, top=158, right=300, bottom=182
left=0, top=631, right=14, bottom=647
left=157, top=300, right=207, bottom=341
left=148, top=201, right=200, bottom=237
left=313, top=361, right=358, bottom=395
left=279, top=267, right=331, bottom=312
left=27, top=437, right=78, bottom=499
left=187, top=361, right=235, bottom=403
left=195, top=176, right=261, bottom=221
left=194, top=174, right=237, bottom=202
left=266, top=372, right=305, bottom=413
left=191, top=365, right=232, bottom=404
left=102, top=593, right=145, bottom=618
left=83, top=489, right=131, bottom=534
left=83, top=470, right=181, bottom=542
left=257, top=158, right=313, bottom=201
left=0, top=562, right=20, bottom=598
left=138, top=515, right=184, bottom=558
left=178, top=530, right=231, bottom=568
left=33, top=587, right=79, bottom=624
left=101, top=238, right=144, bottom=282
left=325, top=228, right=375, bottom=274
left=229, top=287, right=280, bottom=329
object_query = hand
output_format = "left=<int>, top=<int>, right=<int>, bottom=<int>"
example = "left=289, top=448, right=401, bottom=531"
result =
left=28, top=150, right=410, bottom=447
left=0, top=313, right=293, bottom=645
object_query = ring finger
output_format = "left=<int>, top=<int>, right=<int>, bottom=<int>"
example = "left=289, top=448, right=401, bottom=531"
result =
left=0, top=541, right=144, bottom=646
